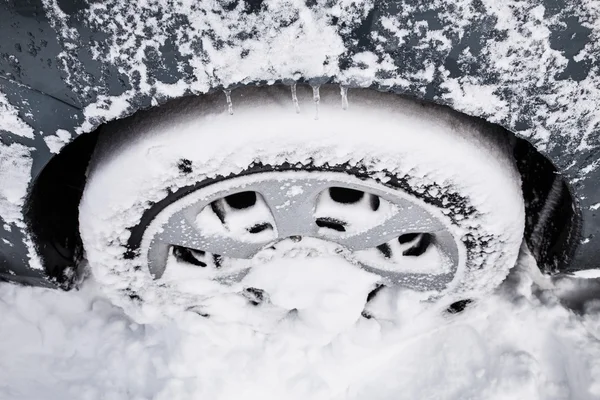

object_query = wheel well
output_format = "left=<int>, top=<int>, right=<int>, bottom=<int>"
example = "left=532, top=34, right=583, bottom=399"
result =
left=514, top=138, right=580, bottom=273
left=23, top=93, right=580, bottom=287
left=24, top=129, right=98, bottom=286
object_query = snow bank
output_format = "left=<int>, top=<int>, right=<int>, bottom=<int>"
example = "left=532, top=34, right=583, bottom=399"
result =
left=0, top=251, right=598, bottom=400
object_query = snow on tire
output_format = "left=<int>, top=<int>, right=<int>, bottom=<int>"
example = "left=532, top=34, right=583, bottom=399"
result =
left=79, top=85, right=525, bottom=319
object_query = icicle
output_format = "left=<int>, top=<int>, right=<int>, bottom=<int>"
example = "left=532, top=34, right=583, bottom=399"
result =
left=224, top=89, right=233, bottom=115
left=340, top=85, right=348, bottom=110
left=312, top=85, right=320, bottom=120
left=291, top=83, right=300, bottom=113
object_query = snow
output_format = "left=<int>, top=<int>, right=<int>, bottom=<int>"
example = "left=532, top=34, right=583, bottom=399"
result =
left=35, top=0, right=600, bottom=175
left=43, top=129, right=72, bottom=154
left=574, top=269, right=600, bottom=279
left=0, top=2, right=599, bottom=397
left=0, top=142, right=33, bottom=227
left=0, top=90, right=35, bottom=244
left=0, top=92, right=34, bottom=139
left=0, top=141, right=44, bottom=272
left=0, top=248, right=599, bottom=400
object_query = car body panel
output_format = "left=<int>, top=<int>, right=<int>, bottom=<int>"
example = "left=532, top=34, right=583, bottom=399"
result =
left=1, top=0, right=599, bottom=285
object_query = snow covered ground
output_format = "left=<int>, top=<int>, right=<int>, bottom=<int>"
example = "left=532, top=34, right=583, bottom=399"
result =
left=1, top=248, right=599, bottom=400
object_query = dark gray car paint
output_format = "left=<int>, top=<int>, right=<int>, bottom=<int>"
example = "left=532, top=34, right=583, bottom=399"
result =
left=0, top=0, right=598, bottom=286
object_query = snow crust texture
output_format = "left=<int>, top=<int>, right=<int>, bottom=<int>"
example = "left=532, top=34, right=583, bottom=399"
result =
left=0, top=89, right=40, bottom=272
left=0, top=92, right=34, bottom=139
left=0, top=252, right=599, bottom=400
left=36, top=0, right=600, bottom=174
left=0, top=143, right=32, bottom=227
left=43, top=129, right=72, bottom=154
left=0, top=89, right=35, bottom=229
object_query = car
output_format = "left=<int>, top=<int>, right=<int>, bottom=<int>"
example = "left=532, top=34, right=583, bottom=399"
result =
left=0, top=0, right=597, bottom=313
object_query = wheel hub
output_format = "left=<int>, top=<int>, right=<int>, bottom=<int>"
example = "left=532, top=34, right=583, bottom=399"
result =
left=141, top=171, right=463, bottom=292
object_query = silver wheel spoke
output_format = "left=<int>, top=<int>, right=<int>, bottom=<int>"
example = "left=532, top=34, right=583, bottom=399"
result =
left=148, top=207, right=271, bottom=282
left=159, top=211, right=267, bottom=258
left=337, top=206, right=446, bottom=251
left=257, top=179, right=325, bottom=238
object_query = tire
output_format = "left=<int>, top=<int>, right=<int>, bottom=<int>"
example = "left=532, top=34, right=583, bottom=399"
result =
left=79, top=85, right=525, bottom=319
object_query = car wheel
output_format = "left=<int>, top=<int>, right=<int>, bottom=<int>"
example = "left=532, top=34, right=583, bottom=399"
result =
left=79, top=85, right=525, bottom=318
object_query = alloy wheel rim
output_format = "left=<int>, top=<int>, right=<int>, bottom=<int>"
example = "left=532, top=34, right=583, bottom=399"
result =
left=142, top=171, right=463, bottom=292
